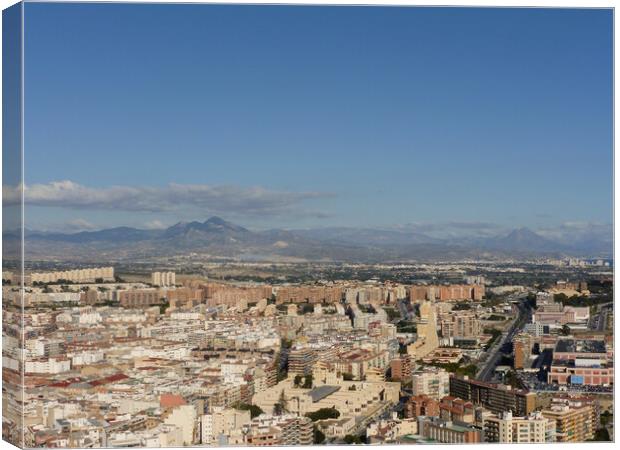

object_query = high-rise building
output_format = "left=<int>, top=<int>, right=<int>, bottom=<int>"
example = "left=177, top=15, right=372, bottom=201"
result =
left=407, top=301, right=439, bottom=359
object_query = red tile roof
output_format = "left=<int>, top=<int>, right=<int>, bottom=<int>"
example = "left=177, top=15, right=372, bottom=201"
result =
left=160, top=393, right=187, bottom=408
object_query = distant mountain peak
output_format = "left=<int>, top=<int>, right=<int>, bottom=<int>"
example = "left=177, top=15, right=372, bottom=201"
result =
left=204, top=216, right=227, bottom=225
left=203, top=216, right=249, bottom=232
left=506, top=227, right=540, bottom=239
left=485, top=226, right=566, bottom=253
left=161, top=216, right=249, bottom=239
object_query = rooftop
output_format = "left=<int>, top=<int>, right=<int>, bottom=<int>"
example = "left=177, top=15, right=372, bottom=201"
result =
left=555, top=339, right=606, bottom=354
left=308, top=385, right=341, bottom=402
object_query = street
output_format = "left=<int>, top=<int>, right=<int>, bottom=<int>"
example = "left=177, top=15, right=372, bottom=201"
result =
left=476, top=293, right=531, bottom=382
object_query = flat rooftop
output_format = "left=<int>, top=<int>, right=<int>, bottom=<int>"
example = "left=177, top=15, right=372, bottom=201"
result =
left=308, top=385, right=341, bottom=402
left=551, top=359, right=612, bottom=369
left=555, top=339, right=606, bottom=354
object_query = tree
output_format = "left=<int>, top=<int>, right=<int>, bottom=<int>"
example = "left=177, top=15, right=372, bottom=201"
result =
left=281, top=338, right=293, bottom=349
left=504, top=370, right=524, bottom=389
left=294, top=375, right=303, bottom=387
left=159, top=301, right=170, bottom=314
left=600, top=411, right=613, bottom=427
left=342, top=372, right=354, bottom=381
left=526, top=292, right=537, bottom=308
left=302, top=374, right=313, bottom=389
left=560, top=325, right=571, bottom=336
left=591, top=428, right=611, bottom=442
left=273, top=391, right=288, bottom=416
left=306, top=407, right=340, bottom=422
left=343, top=434, right=363, bottom=444
left=313, top=426, right=326, bottom=444
left=452, top=302, right=472, bottom=311
left=234, top=402, right=264, bottom=418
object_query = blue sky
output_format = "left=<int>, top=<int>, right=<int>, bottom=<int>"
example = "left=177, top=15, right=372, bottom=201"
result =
left=19, top=4, right=612, bottom=234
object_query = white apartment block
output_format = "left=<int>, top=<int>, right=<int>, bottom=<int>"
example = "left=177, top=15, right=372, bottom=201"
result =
left=152, top=271, right=176, bottom=287
left=200, top=407, right=251, bottom=445
left=30, top=267, right=114, bottom=284
left=484, top=411, right=556, bottom=443
left=411, top=368, right=450, bottom=399
left=25, top=358, right=71, bottom=374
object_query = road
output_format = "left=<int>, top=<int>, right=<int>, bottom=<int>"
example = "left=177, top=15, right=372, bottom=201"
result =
left=588, top=303, right=612, bottom=331
left=476, top=294, right=531, bottom=382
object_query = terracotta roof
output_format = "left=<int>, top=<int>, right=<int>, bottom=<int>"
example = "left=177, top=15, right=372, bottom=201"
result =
left=89, top=373, right=129, bottom=387
left=160, top=393, right=187, bottom=408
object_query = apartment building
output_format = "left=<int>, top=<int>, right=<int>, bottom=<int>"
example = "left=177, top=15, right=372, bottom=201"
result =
left=152, top=271, right=176, bottom=287
left=390, top=355, right=412, bottom=381
left=206, top=286, right=271, bottom=309
left=119, top=289, right=164, bottom=308
left=440, top=311, right=481, bottom=338
left=404, top=395, right=440, bottom=419
left=200, top=407, right=250, bottom=445
left=549, top=395, right=601, bottom=430
left=417, top=416, right=482, bottom=443
left=542, top=403, right=595, bottom=442
left=484, top=411, right=556, bottom=443
left=288, top=348, right=317, bottom=376
left=449, top=376, right=536, bottom=417
left=411, top=368, right=450, bottom=399
left=409, top=284, right=484, bottom=302
left=243, top=415, right=313, bottom=446
left=30, top=267, right=114, bottom=284
left=275, top=285, right=343, bottom=305
left=439, top=396, right=475, bottom=423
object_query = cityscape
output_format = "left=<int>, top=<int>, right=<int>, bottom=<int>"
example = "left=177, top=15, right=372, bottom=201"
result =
left=2, top=2, right=614, bottom=449
left=1, top=237, right=615, bottom=446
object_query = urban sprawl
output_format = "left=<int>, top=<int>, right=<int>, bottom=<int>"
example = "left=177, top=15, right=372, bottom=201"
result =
left=1, top=258, right=614, bottom=447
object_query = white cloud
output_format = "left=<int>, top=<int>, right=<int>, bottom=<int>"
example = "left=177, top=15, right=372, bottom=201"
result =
left=536, top=222, right=612, bottom=243
left=65, top=218, right=98, bottom=231
left=144, top=220, right=167, bottom=230
left=3, top=180, right=334, bottom=218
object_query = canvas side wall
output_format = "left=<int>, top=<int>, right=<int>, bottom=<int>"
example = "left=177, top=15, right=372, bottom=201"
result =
left=3, top=2, right=25, bottom=448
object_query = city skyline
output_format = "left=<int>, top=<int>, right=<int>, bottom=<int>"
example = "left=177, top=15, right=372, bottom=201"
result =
left=20, top=4, right=613, bottom=231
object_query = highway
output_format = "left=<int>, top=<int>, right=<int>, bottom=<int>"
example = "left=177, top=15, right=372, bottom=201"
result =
left=476, top=294, right=531, bottom=382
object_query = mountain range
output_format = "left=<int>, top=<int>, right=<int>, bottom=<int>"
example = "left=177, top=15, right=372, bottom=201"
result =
left=4, top=216, right=612, bottom=263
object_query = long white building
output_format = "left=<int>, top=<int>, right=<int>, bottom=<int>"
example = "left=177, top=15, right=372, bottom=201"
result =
left=30, top=267, right=114, bottom=284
